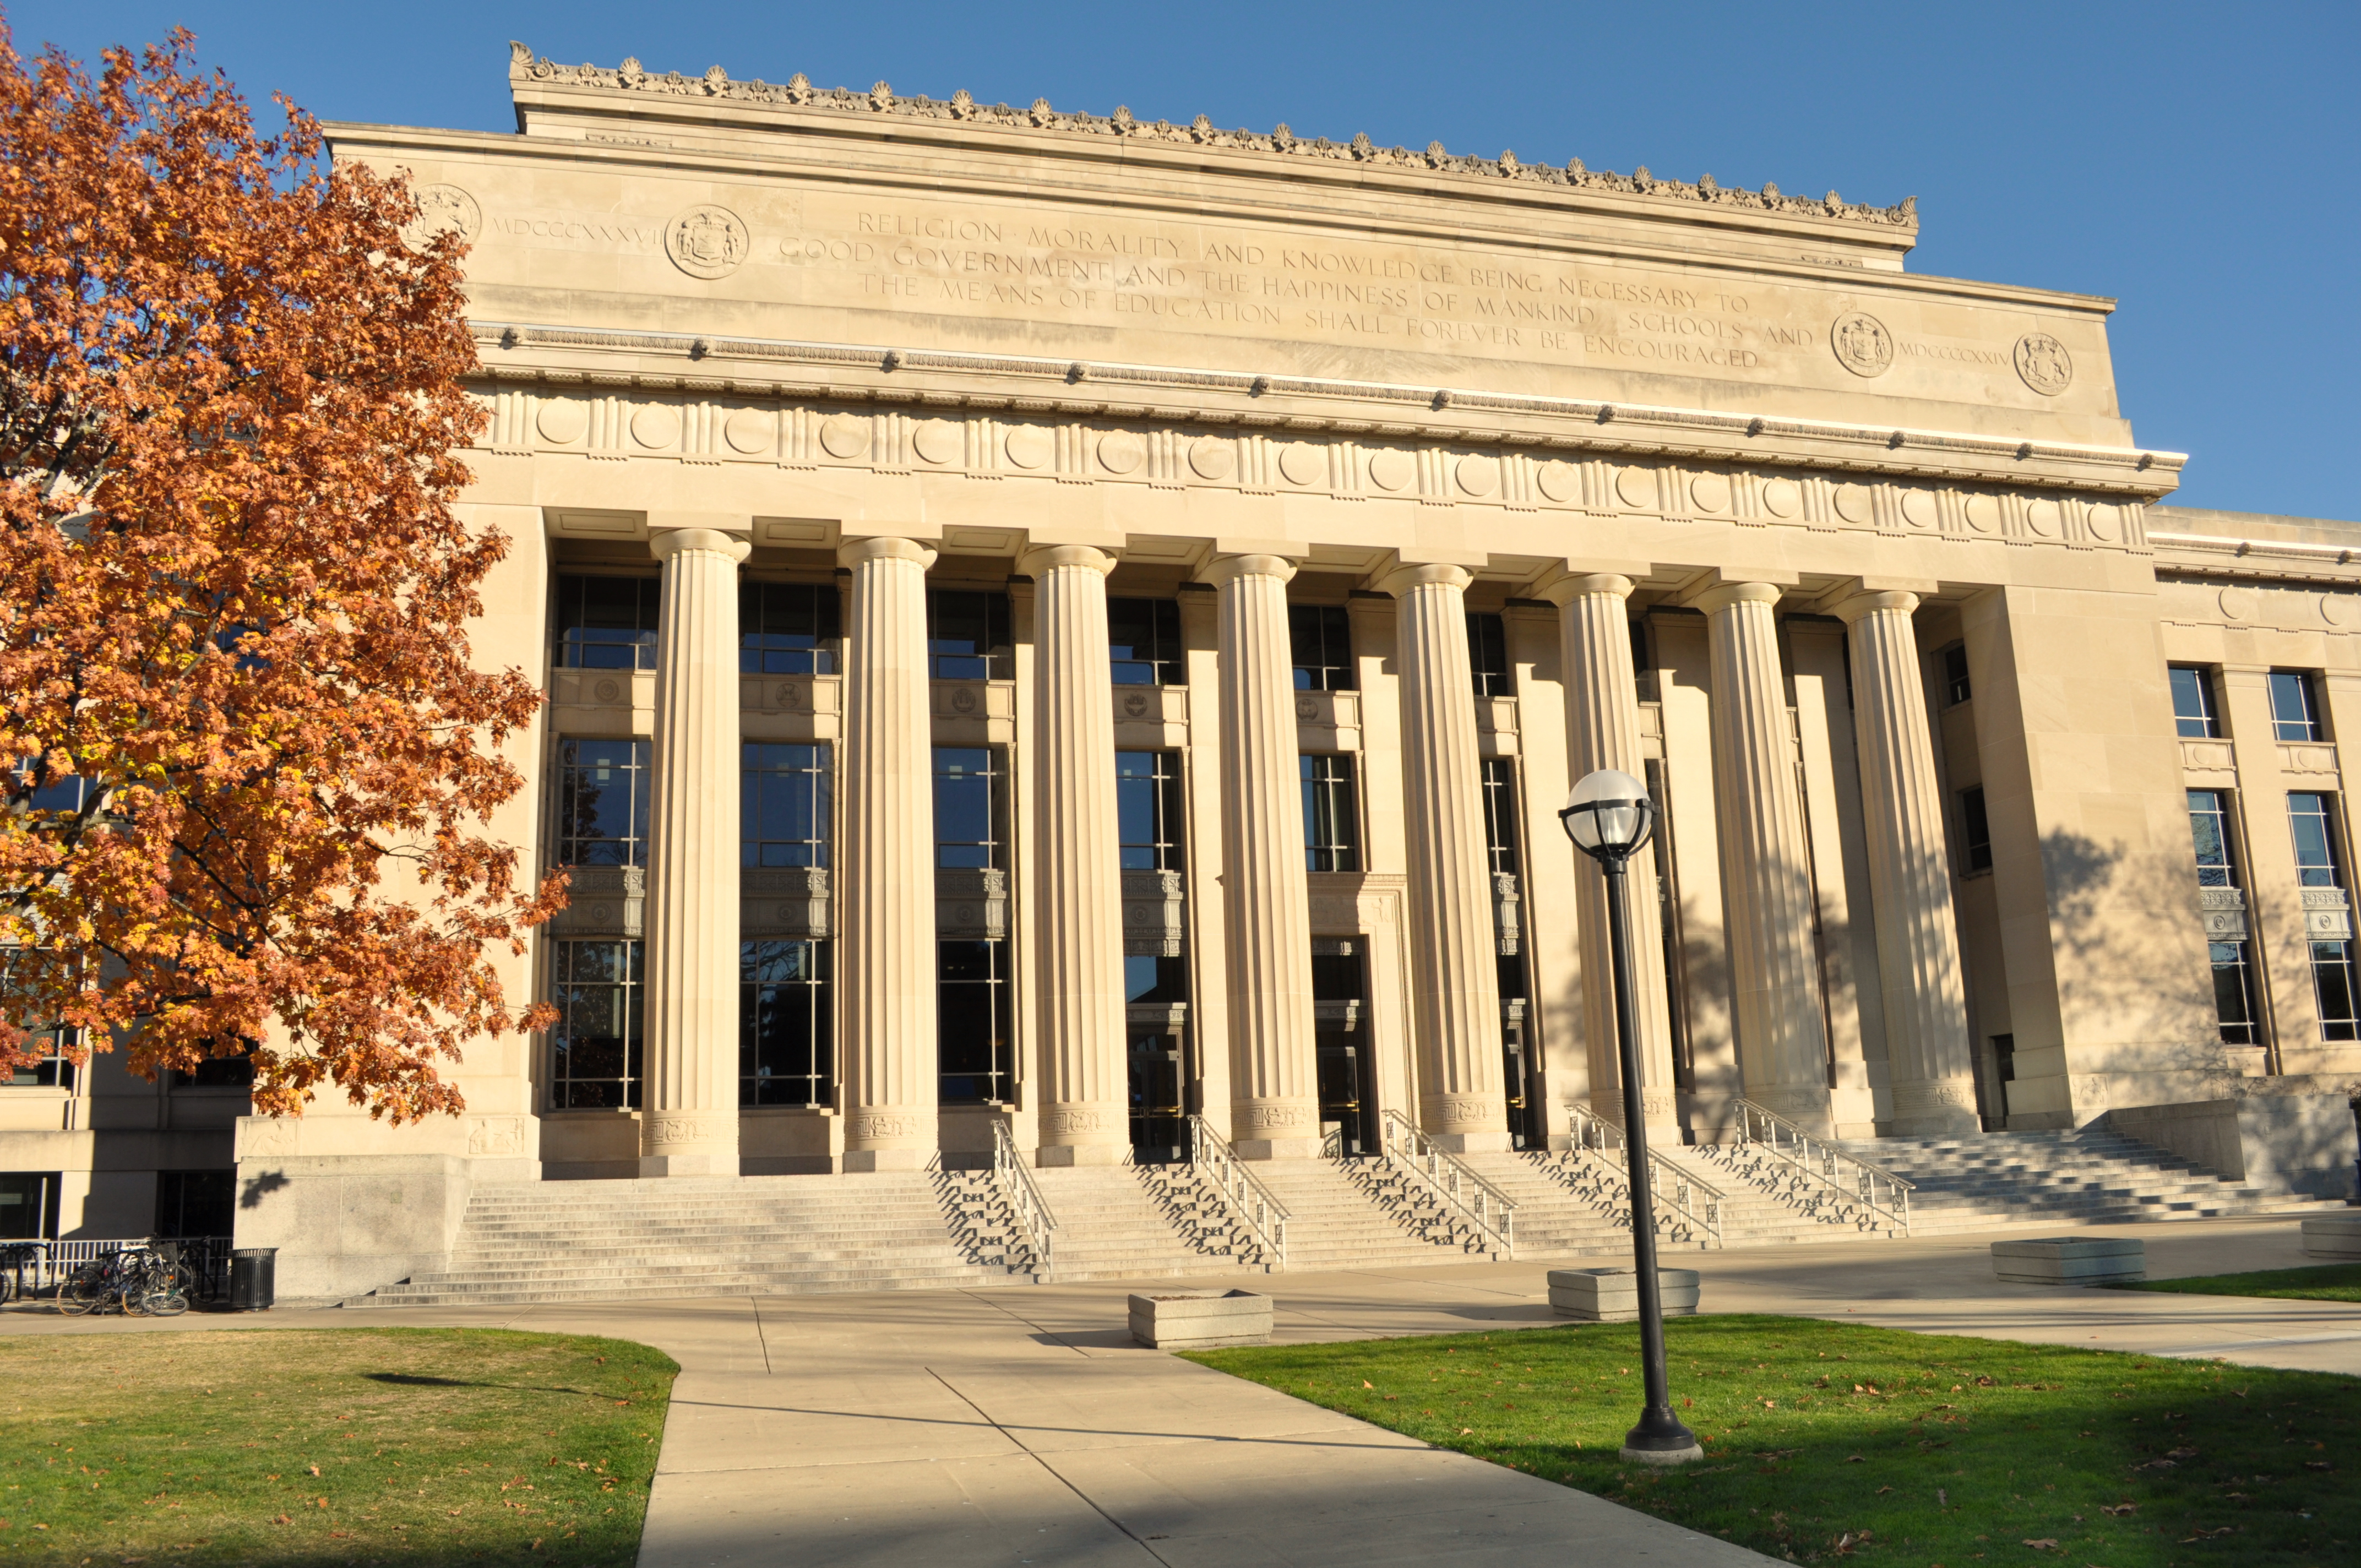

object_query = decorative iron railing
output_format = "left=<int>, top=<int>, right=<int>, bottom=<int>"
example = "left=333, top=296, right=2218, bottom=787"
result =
left=1185, top=1115, right=1290, bottom=1270
left=1557, top=1104, right=1726, bottom=1249
left=988, top=1121, right=1059, bottom=1273
left=1377, top=1110, right=1516, bottom=1258
left=1713, top=1098, right=1913, bottom=1237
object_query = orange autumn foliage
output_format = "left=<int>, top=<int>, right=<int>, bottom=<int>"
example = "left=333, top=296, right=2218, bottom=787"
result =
left=0, top=25, right=562, bottom=1120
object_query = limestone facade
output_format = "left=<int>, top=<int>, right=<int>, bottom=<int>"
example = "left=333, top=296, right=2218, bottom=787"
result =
left=4, top=45, right=2357, bottom=1295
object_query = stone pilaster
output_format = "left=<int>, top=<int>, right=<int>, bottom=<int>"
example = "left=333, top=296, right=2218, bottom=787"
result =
left=836, top=536, right=940, bottom=1170
left=1829, top=587, right=1979, bottom=1133
left=1381, top=563, right=1508, bottom=1152
left=1690, top=581, right=1835, bottom=1131
left=1021, top=545, right=1129, bottom=1164
left=640, top=527, right=751, bottom=1177
left=1536, top=571, right=1680, bottom=1140
left=1204, top=554, right=1320, bottom=1158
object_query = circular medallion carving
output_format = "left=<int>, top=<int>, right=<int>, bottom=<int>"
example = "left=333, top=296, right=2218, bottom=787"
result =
left=1900, top=488, right=1939, bottom=529
left=630, top=404, right=679, bottom=450
left=588, top=903, right=614, bottom=925
left=1689, top=473, right=1731, bottom=514
left=2025, top=498, right=2063, bottom=538
left=1367, top=448, right=1414, bottom=492
left=819, top=413, right=871, bottom=459
left=535, top=399, right=587, bottom=446
left=1833, top=483, right=1874, bottom=525
left=2085, top=502, right=2121, bottom=542
left=400, top=183, right=481, bottom=249
left=1830, top=311, right=1895, bottom=378
left=1295, top=695, right=1318, bottom=720
left=1188, top=435, right=1235, bottom=481
left=1278, top=442, right=1325, bottom=487
left=723, top=407, right=775, bottom=455
left=774, top=682, right=804, bottom=711
left=2218, top=586, right=2255, bottom=622
left=1615, top=465, right=1657, bottom=509
left=1123, top=692, right=1151, bottom=718
left=1096, top=429, right=1145, bottom=475
left=665, top=204, right=749, bottom=278
left=2322, top=594, right=2353, bottom=629
left=911, top=418, right=962, bottom=465
left=1454, top=454, right=1499, bottom=497
left=950, top=687, right=979, bottom=714
left=778, top=903, right=802, bottom=924
left=2014, top=332, right=2074, bottom=396
left=1535, top=460, right=1577, bottom=503
left=1962, top=493, right=2001, bottom=533
left=1760, top=477, right=1803, bottom=519
left=592, top=678, right=622, bottom=703
left=1003, top=425, right=1052, bottom=470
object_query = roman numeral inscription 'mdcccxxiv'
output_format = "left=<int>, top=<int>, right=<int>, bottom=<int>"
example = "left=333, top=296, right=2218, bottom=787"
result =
left=28, top=41, right=2352, bottom=1303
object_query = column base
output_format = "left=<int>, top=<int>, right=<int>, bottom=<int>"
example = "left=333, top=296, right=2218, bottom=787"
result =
left=1233, top=1137, right=1324, bottom=1161
left=841, top=1147, right=928, bottom=1173
left=1422, top=1130, right=1513, bottom=1155
left=1889, top=1077, right=1981, bottom=1137
left=1743, top=1084, right=1837, bottom=1136
left=638, top=1151, right=739, bottom=1179
left=1035, top=1142, right=1126, bottom=1167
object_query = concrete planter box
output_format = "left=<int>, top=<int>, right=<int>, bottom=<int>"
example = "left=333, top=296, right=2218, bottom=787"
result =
left=1129, top=1289, right=1274, bottom=1349
left=1547, top=1267, right=1701, bottom=1322
left=2300, top=1216, right=2361, bottom=1259
left=1991, top=1237, right=2145, bottom=1284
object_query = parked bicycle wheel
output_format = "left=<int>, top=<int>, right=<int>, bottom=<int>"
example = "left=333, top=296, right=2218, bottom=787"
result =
left=58, top=1263, right=107, bottom=1316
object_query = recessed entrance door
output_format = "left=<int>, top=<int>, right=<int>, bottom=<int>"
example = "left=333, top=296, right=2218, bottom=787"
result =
left=1127, top=1029, right=1187, bottom=1163
left=1312, top=939, right=1378, bottom=1156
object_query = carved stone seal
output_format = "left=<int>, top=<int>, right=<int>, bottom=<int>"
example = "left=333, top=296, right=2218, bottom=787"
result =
left=666, top=204, right=749, bottom=279
left=400, top=183, right=481, bottom=249
left=2013, top=332, right=2074, bottom=396
left=1830, top=311, right=1894, bottom=378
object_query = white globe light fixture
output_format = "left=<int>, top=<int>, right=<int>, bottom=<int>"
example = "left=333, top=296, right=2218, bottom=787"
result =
left=1558, top=767, right=1700, bottom=1466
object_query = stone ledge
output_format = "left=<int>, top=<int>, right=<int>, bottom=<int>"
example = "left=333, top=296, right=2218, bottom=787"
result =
left=1129, top=1289, right=1274, bottom=1349
left=1547, top=1267, right=1702, bottom=1322
left=1991, top=1236, right=2145, bottom=1283
left=2300, top=1216, right=2361, bottom=1259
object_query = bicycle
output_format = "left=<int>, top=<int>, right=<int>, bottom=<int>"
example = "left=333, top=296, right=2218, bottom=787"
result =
left=58, top=1245, right=192, bottom=1317
left=0, top=1240, right=44, bottom=1306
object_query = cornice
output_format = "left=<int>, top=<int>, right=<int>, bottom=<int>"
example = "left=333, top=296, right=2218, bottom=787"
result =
left=504, top=42, right=1916, bottom=238
left=466, top=318, right=2185, bottom=499
left=2150, top=530, right=2361, bottom=587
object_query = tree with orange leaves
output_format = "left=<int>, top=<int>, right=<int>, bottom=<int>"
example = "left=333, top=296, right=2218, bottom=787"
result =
left=0, top=25, right=561, bottom=1121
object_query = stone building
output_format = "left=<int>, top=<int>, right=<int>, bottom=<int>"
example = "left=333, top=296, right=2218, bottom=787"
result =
left=4, top=45, right=2355, bottom=1296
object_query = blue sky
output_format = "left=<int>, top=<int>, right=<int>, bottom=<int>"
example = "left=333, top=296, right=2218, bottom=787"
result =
left=21, top=2, right=2356, bottom=520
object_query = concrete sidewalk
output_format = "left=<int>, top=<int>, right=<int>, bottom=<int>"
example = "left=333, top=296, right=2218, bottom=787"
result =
left=5, top=1213, right=2353, bottom=1566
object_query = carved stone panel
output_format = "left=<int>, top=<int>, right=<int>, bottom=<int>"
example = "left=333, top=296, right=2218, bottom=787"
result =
left=551, top=865, right=646, bottom=936
left=743, top=867, right=832, bottom=938
left=937, top=868, right=1010, bottom=938
left=1122, top=869, right=1187, bottom=957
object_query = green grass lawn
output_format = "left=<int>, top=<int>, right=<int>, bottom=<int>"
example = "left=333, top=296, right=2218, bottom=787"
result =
left=2114, top=1264, right=2361, bottom=1304
left=1186, top=1315, right=2354, bottom=1567
left=0, top=1327, right=678, bottom=1566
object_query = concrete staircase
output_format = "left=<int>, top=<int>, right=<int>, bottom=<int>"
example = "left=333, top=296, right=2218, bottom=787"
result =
left=1249, top=1156, right=1501, bottom=1270
left=1824, top=1128, right=2349, bottom=1235
left=1027, top=1163, right=1268, bottom=1282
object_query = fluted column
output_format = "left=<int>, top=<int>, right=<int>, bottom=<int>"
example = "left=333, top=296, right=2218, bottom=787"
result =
left=1830, top=588, right=1979, bottom=1134
left=1691, top=581, right=1835, bottom=1130
left=1205, top=554, right=1320, bottom=1158
left=1022, top=545, right=1129, bottom=1165
left=1538, top=572, right=1680, bottom=1139
left=1383, top=563, right=1508, bottom=1152
left=837, top=536, right=940, bottom=1171
left=640, top=527, right=752, bottom=1177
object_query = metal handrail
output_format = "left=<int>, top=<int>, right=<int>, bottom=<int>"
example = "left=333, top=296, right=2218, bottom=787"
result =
left=1378, top=1109, right=1516, bottom=1257
left=1185, top=1115, right=1290, bottom=1269
left=1562, top=1104, right=1726, bottom=1249
left=988, top=1121, right=1059, bottom=1272
left=1729, top=1098, right=1913, bottom=1237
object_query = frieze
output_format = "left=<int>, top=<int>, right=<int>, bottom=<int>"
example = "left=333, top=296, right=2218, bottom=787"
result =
left=508, top=43, right=1916, bottom=231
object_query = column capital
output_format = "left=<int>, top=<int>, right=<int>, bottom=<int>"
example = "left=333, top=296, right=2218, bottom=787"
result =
left=837, top=536, right=939, bottom=570
left=649, top=527, right=752, bottom=564
left=1197, top=552, right=1299, bottom=588
left=1531, top=571, right=1636, bottom=608
left=1367, top=560, right=1472, bottom=596
left=1683, top=579, right=1786, bottom=616
left=1016, top=543, right=1118, bottom=577
left=1825, top=588, right=1922, bottom=624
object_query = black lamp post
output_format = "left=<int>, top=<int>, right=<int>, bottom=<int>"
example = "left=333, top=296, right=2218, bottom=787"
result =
left=1559, top=767, right=1703, bottom=1467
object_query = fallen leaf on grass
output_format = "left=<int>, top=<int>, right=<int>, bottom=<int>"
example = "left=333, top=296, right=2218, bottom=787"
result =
left=2023, top=1540, right=2059, bottom=1551
left=2166, top=1447, right=2199, bottom=1461
left=1362, top=1381, right=1374, bottom=1389
left=2099, top=1504, right=2135, bottom=1517
left=1875, top=1487, right=1893, bottom=1495
left=2178, top=1528, right=2234, bottom=1542
left=1845, top=1454, right=1865, bottom=1463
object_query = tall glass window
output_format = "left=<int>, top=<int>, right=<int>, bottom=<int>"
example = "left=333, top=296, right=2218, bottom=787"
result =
left=928, top=590, right=1012, bottom=681
left=2188, top=789, right=2259, bottom=1046
left=933, top=748, right=1008, bottom=869
left=1941, top=645, right=1972, bottom=706
left=548, top=939, right=643, bottom=1108
left=7, top=1022, right=75, bottom=1090
left=1479, top=758, right=1521, bottom=877
left=1301, top=754, right=1362, bottom=873
left=554, top=738, right=651, bottom=867
left=1290, top=605, right=1356, bottom=692
left=1467, top=613, right=1512, bottom=698
left=554, top=575, right=661, bottom=671
left=1959, top=786, right=1993, bottom=873
left=938, top=940, right=1014, bottom=1104
left=741, top=940, right=830, bottom=1106
left=2289, top=791, right=2359, bottom=1041
left=2270, top=671, right=2324, bottom=741
left=2170, top=667, right=2221, bottom=738
left=740, top=581, right=841, bottom=674
left=1116, top=752, right=1185, bottom=870
left=1108, top=598, right=1185, bottom=687
left=743, top=744, right=831, bottom=868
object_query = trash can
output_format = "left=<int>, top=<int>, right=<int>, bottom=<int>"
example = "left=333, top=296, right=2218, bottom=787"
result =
left=227, top=1247, right=276, bottom=1311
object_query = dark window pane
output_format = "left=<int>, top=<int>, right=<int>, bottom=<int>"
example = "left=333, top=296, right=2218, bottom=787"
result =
left=1115, top=751, right=1183, bottom=872
left=1290, top=605, right=1355, bottom=693
left=934, top=747, right=1006, bottom=869
left=2270, top=671, right=2321, bottom=741
left=1467, top=613, right=1511, bottom=698
left=743, top=743, right=831, bottom=870
left=2314, top=941, right=2360, bottom=1041
left=1301, top=754, right=1361, bottom=873
left=556, top=575, right=661, bottom=671
left=739, top=581, right=842, bottom=675
left=937, top=939, right=1012, bottom=1103
left=1481, top=759, right=1521, bottom=876
left=928, top=590, right=1012, bottom=682
left=741, top=939, right=831, bottom=1106
left=557, top=738, right=651, bottom=868
left=1960, top=787, right=1993, bottom=873
left=1108, top=598, right=1185, bottom=687
left=2289, top=792, right=2342, bottom=889
left=1942, top=645, right=1972, bottom=706
left=549, top=939, right=643, bottom=1109
left=2170, top=667, right=2219, bottom=739
left=2187, top=789, right=2237, bottom=889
